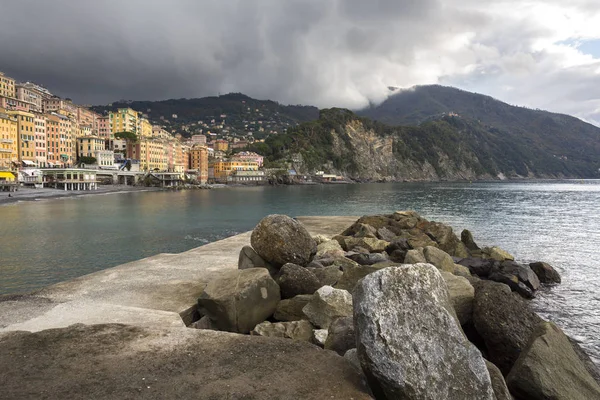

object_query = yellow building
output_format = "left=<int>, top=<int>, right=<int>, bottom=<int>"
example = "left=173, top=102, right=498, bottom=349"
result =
left=0, top=108, right=18, bottom=170
left=213, top=139, right=229, bottom=152
left=140, top=118, right=153, bottom=138
left=128, top=138, right=167, bottom=172
left=109, top=108, right=140, bottom=137
left=77, top=136, right=105, bottom=159
left=211, top=159, right=259, bottom=182
left=8, top=110, right=36, bottom=166
left=0, top=72, right=16, bottom=99
left=189, top=145, right=209, bottom=183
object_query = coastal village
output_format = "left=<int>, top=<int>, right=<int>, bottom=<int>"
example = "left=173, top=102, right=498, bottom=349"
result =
left=0, top=70, right=344, bottom=192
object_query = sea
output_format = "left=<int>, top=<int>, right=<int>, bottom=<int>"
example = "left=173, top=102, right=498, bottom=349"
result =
left=1, top=180, right=599, bottom=363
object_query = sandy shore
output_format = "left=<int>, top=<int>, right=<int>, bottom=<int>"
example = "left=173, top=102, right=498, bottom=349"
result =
left=0, top=185, right=160, bottom=206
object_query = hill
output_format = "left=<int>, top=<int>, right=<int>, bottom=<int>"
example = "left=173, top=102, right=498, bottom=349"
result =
left=358, top=85, right=600, bottom=174
left=91, top=93, right=319, bottom=139
left=250, top=107, right=600, bottom=180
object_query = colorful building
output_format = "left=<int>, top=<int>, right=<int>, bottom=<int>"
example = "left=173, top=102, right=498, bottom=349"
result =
left=110, top=108, right=140, bottom=137
left=97, top=116, right=111, bottom=139
left=0, top=96, right=32, bottom=112
left=15, top=84, right=43, bottom=112
left=211, top=159, right=259, bottom=182
left=45, top=113, right=74, bottom=167
left=140, top=117, right=153, bottom=138
left=189, top=145, right=209, bottom=183
left=8, top=110, right=36, bottom=167
left=231, top=151, right=264, bottom=167
left=127, top=138, right=167, bottom=172
left=0, top=109, right=18, bottom=170
left=213, top=139, right=229, bottom=152
left=77, top=136, right=105, bottom=160
left=0, top=72, right=16, bottom=99
left=34, top=114, right=47, bottom=168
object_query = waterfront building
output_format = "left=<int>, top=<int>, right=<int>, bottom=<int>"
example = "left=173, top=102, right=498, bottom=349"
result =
left=77, top=136, right=105, bottom=160
left=127, top=138, right=168, bottom=172
left=231, top=151, right=264, bottom=167
left=189, top=145, right=209, bottom=183
left=109, top=108, right=140, bottom=136
left=97, top=116, right=111, bottom=139
left=213, top=139, right=229, bottom=152
left=0, top=109, right=18, bottom=170
left=140, top=117, right=153, bottom=138
left=227, top=169, right=266, bottom=184
left=15, top=84, right=43, bottom=112
left=8, top=109, right=36, bottom=167
left=0, top=72, right=16, bottom=99
left=164, top=139, right=187, bottom=173
left=0, top=95, right=33, bottom=112
left=95, top=150, right=115, bottom=168
left=41, top=168, right=98, bottom=190
left=45, top=113, right=74, bottom=167
left=211, top=159, right=259, bottom=182
left=33, top=114, right=47, bottom=168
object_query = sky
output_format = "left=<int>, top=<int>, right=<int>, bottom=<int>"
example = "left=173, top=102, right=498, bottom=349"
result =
left=1, top=0, right=600, bottom=125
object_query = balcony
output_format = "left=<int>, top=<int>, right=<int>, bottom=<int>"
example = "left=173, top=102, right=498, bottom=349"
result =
left=0, top=138, right=14, bottom=144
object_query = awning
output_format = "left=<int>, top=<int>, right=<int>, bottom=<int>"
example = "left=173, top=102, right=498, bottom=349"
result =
left=22, top=160, right=36, bottom=166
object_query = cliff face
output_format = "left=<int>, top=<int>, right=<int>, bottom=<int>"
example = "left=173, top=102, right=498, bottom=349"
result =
left=256, top=108, right=600, bottom=181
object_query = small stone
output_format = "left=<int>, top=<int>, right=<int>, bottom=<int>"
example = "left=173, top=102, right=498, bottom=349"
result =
left=303, top=286, right=353, bottom=329
left=312, top=329, right=328, bottom=347
left=276, top=263, right=321, bottom=299
left=273, top=294, right=312, bottom=322
left=251, top=320, right=314, bottom=342
left=324, top=316, right=356, bottom=356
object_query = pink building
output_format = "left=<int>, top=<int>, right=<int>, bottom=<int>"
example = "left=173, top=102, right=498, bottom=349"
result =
left=0, top=96, right=32, bottom=112
left=231, top=151, right=264, bottom=167
left=34, top=114, right=47, bottom=167
left=97, top=116, right=111, bottom=139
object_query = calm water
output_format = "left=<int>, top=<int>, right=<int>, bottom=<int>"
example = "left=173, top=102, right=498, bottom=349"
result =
left=1, top=181, right=599, bottom=362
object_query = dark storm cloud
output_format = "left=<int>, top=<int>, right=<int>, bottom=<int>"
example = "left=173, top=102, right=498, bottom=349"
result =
left=0, top=0, right=599, bottom=124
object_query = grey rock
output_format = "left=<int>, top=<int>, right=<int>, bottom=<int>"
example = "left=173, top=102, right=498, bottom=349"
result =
left=344, top=348, right=361, bottom=371
left=306, top=260, right=324, bottom=269
left=238, top=245, right=277, bottom=275
left=344, top=237, right=389, bottom=253
left=499, top=260, right=541, bottom=291
left=346, top=251, right=389, bottom=265
left=189, top=315, right=218, bottom=330
left=568, top=336, right=600, bottom=385
left=384, top=238, right=410, bottom=254
left=461, top=229, right=480, bottom=251
left=0, top=324, right=373, bottom=400
left=354, top=223, right=378, bottom=238
left=354, top=264, right=495, bottom=400
left=307, top=265, right=343, bottom=287
left=251, top=320, right=314, bottom=342
left=440, top=271, right=475, bottom=325
left=404, top=248, right=427, bottom=264
left=473, top=280, right=542, bottom=374
left=312, top=329, right=328, bottom=347
left=484, top=360, right=512, bottom=400
left=457, top=257, right=497, bottom=277
left=273, top=294, right=312, bottom=322
left=276, top=263, right=321, bottom=299
left=315, top=240, right=345, bottom=259
left=303, top=285, right=353, bottom=329
left=334, top=259, right=390, bottom=293
left=250, top=214, right=316, bottom=267
left=376, top=226, right=397, bottom=242
left=324, top=316, right=356, bottom=356
left=198, top=268, right=281, bottom=333
left=529, top=261, right=562, bottom=284
left=482, top=246, right=514, bottom=261
left=507, top=321, right=600, bottom=400
left=312, top=234, right=330, bottom=245
left=423, top=246, right=456, bottom=272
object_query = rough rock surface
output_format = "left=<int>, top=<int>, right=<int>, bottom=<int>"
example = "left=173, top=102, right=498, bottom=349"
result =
left=461, top=229, right=480, bottom=251
left=354, top=264, right=495, bottom=400
left=273, top=294, right=312, bottom=322
left=482, top=246, right=514, bottom=261
left=324, top=316, right=356, bottom=356
left=440, top=271, right=475, bottom=325
left=189, top=315, right=218, bottom=330
left=334, top=261, right=390, bottom=292
left=507, top=321, right=600, bottom=400
left=0, top=324, right=372, bottom=400
left=276, top=263, right=321, bottom=299
left=198, top=268, right=280, bottom=333
left=312, top=329, right=329, bottom=347
left=404, top=248, right=427, bottom=264
left=307, top=265, right=343, bottom=287
left=315, top=240, right=345, bottom=259
left=303, top=286, right=353, bottom=329
left=250, top=214, right=317, bottom=267
left=423, top=246, right=456, bottom=272
left=485, top=360, right=512, bottom=400
left=529, top=261, right=562, bottom=284
left=238, top=245, right=277, bottom=275
left=472, top=280, right=542, bottom=374
left=251, top=320, right=314, bottom=342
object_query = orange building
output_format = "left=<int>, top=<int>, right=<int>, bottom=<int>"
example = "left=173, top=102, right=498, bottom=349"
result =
left=189, top=145, right=209, bottom=183
left=0, top=108, right=18, bottom=170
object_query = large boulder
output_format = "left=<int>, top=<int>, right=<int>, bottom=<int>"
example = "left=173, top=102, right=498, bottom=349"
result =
left=529, top=261, right=561, bottom=284
left=457, top=257, right=497, bottom=277
left=273, top=294, right=312, bottom=322
left=250, top=214, right=316, bottom=267
left=461, top=229, right=480, bottom=251
left=354, top=264, right=495, bottom=399
left=506, top=321, right=600, bottom=399
left=488, top=260, right=540, bottom=298
left=484, top=360, right=512, bottom=400
left=472, top=280, right=542, bottom=374
left=251, top=320, right=314, bottom=342
left=0, top=324, right=373, bottom=399
left=423, top=246, right=456, bottom=272
left=198, top=268, right=280, bottom=333
left=482, top=246, right=514, bottom=261
left=334, top=260, right=390, bottom=293
left=324, top=316, right=355, bottom=356
left=307, top=265, right=343, bottom=287
left=440, top=271, right=475, bottom=325
left=403, top=248, right=427, bottom=264
left=276, top=263, right=321, bottom=299
left=302, top=286, right=353, bottom=329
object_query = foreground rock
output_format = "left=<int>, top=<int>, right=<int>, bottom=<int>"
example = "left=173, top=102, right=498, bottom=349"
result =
left=238, top=245, right=277, bottom=275
left=472, top=280, right=542, bottom=374
left=324, top=316, right=355, bottom=356
left=529, top=261, right=561, bottom=284
left=303, top=286, right=353, bottom=329
left=198, top=268, right=280, bottom=333
left=485, top=360, right=512, bottom=400
left=273, top=294, right=312, bottom=322
left=440, top=271, right=475, bottom=325
left=354, top=264, right=495, bottom=399
left=507, top=321, right=600, bottom=399
left=250, top=214, right=317, bottom=267
left=0, top=324, right=372, bottom=400
left=276, top=263, right=321, bottom=299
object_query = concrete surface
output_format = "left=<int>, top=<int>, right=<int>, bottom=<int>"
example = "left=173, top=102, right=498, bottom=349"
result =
left=0, top=323, right=372, bottom=400
left=0, top=216, right=358, bottom=333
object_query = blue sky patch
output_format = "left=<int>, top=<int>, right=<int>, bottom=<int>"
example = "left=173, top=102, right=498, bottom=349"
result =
left=558, top=38, right=600, bottom=57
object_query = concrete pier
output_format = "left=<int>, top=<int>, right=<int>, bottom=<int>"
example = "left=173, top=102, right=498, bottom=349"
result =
left=0, top=216, right=357, bottom=333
